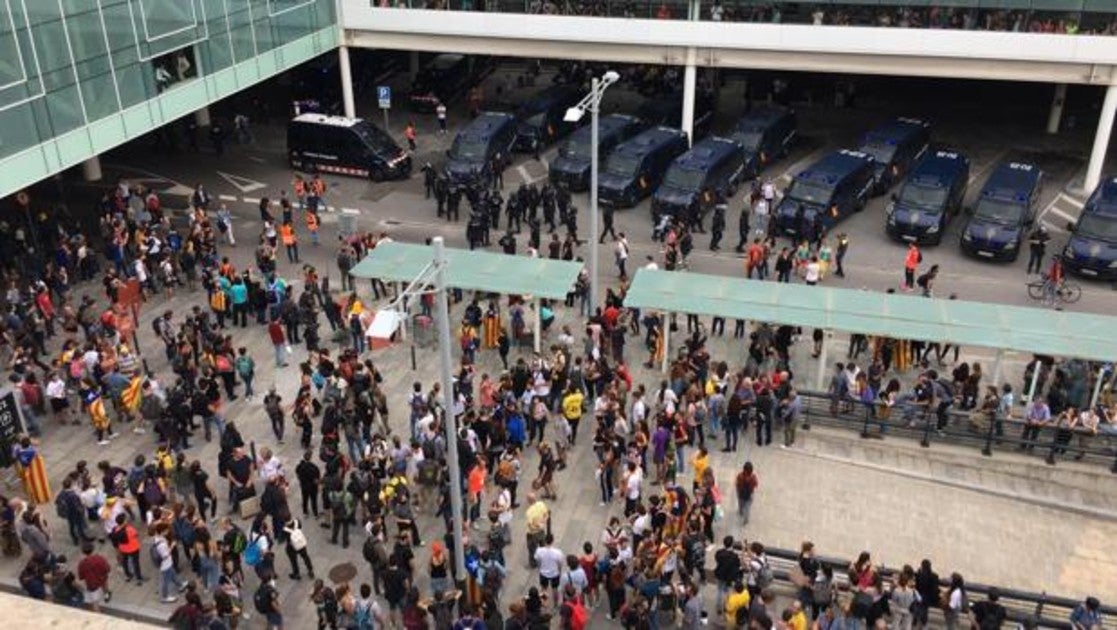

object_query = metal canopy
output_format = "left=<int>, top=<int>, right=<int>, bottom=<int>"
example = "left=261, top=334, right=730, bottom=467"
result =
left=623, top=269, right=1117, bottom=362
left=350, top=241, right=583, bottom=300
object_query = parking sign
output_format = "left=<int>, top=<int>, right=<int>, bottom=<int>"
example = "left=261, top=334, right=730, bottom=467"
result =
left=378, top=86, right=391, bottom=110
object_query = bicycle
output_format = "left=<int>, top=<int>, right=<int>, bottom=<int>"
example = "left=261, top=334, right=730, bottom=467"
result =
left=1026, top=277, right=1082, bottom=306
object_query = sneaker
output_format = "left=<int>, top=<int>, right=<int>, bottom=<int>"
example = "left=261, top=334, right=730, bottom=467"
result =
left=108, top=432, right=120, bottom=439
left=97, top=440, right=110, bottom=446
left=162, top=596, right=178, bottom=604
left=132, top=427, right=146, bottom=435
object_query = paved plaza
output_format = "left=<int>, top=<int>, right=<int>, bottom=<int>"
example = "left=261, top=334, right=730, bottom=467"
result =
left=2, top=218, right=1114, bottom=628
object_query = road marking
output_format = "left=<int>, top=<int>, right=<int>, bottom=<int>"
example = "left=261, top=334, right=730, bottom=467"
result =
left=341, top=208, right=361, bottom=213
left=247, top=156, right=266, bottom=164
left=218, top=194, right=238, bottom=201
left=216, top=171, right=267, bottom=193
left=243, top=197, right=260, bottom=204
left=516, top=164, right=531, bottom=183
left=1038, top=192, right=1085, bottom=225
left=1046, top=205, right=1077, bottom=224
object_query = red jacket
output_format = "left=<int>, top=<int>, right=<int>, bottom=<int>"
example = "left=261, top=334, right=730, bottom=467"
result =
left=267, top=321, right=285, bottom=345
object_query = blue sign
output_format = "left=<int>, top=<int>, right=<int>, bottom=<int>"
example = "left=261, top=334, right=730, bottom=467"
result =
left=377, top=85, right=391, bottom=110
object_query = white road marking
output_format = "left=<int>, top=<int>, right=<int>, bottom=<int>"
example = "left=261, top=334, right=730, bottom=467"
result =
left=243, top=197, right=260, bottom=204
left=341, top=208, right=361, bottom=213
left=1038, top=192, right=1085, bottom=224
left=1045, top=205, right=1077, bottom=223
left=247, top=156, right=266, bottom=164
left=216, top=171, right=267, bottom=193
left=516, top=164, right=531, bottom=183
left=218, top=194, right=238, bottom=201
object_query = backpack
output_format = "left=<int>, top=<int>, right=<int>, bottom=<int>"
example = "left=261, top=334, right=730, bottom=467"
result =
left=150, top=541, right=164, bottom=568
left=254, top=583, right=274, bottom=614
left=363, top=536, right=388, bottom=569
left=755, top=559, right=774, bottom=589
left=226, top=527, right=248, bottom=555
left=354, top=600, right=374, bottom=630
left=143, top=480, right=165, bottom=507
left=416, top=459, right=439, bottom=486
left=735, top=602, right=750, bottom=627
left=242, top=534, right=263, bottom=567
left=151, top=317, right=164, bottom=338
left=235, top=356, right=254, bottom=378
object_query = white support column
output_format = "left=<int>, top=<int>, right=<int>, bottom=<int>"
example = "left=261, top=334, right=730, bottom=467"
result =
left=814, top=330, right=829, bottom=391
left=533, top=298, right=541, bottom=354
left=661, top=312, right=671, bottom=373
left=1085, top=84, right=1117, bottom=193
left=681, top=48, right=697, bottom=147
left=1046, top=83, right=1067, bottom=135
left=339, top=45, right=356, bottom=119
left=1089, top=366, right=1106, bottom=411
left=1026, top=359, right=1042, bottom=403
left=991, top=349, right=1005, bottom=388
left=409, top=51, right=420, bottom=80
left=193, top=106, right=210, bottom=128
left=81, top=156, right=102, bottom=182
left=396, top=282, right=407, bottom=342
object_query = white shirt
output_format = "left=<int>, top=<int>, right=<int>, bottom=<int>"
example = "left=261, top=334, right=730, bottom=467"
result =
left=631, top=398, right=647, bottom=425
left=625, top=468, right=643, bottom=500
left=761, top=182, right=775, bottom=201
left=46, top=378, right=67, bottom=400
left=615, top=240, right=628, bottom=260
left=436, top=104, right=447, bottom=120
left=804, top=262, right=820, bottom=283
left=534, top=546, right=565, bottom=578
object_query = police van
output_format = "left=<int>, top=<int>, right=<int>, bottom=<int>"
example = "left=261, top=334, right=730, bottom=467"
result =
left=408, top=53, right=485, bottom=112
left=287, top=113, right=411, bottom=181
left=444, top=111, right=517, bottom=186
left=636, top=92, right=716, bottom=140
left=652, top=137, right=746, bottom=220
left=1062, top=176, right=1117, bottom=280
left=597, top=127, right=690, bottom=208
left=858, top=117, right=931, bottom=195
left=886, top=150, right=970, bottom=245
left=549, top=114, right=644, bottom=192
left=729, top=107, right=797, bottom=179
left=512, top=85, right=584, bottom=154
left=960, top=161, right=1044, bottom=261
left=772, top=149, right=876, bottom=237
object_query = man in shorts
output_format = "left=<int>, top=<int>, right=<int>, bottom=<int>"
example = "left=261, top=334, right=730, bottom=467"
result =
left=76, top=541, right=112, bottom=612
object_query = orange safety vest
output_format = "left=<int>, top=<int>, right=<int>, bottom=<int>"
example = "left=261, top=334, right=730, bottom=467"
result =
left=280, top=224, right=296, bottom=245
left=305, top=212, right=319, bottom=231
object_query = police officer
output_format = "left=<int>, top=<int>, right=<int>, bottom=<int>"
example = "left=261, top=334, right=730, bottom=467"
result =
left=489, top=189, right=503, bottom=230
left=506, top=195, right=522, bottom=233
left=710, top=194, right=727, bottom=251
left=447, top=185, right=462, bottom=222
left=736, top=204, right=751, bottom=252
left=1027, top=225, right=1049, bottom=275
left=499, top=231, right=516, bottom=255
left=421, top=163, right=436, bottom=199
left=490, top=152, right=505, bottom=190
left=564, top=204, right=578, bottom=241
left=599, top=204, right=616, bottom=244
left=541, top=185, right=557, bottom=232
left=434, top=175, right=449, bottom=217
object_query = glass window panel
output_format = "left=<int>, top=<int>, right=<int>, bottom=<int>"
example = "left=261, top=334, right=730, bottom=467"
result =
left=0, top=104, right=42, bottom=159
left=79, top=71, right=120, bottom=120
left=43, top=83, right=86, bottom=133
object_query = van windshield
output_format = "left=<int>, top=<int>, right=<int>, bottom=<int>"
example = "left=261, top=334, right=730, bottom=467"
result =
left=662, top=167, right=705, bottom=191
left=973, top=198, right=1024, bottom=224
left=861, top=141, right=896, bottom=164
left=352, top=122, right=398, bottom=153
left=559, top=138, right=588, bottom=160
left=898, top=184, right=947, bottom=211
left=731, top=130, right=762, bottom=152
left=605, top=154, right=640, bottom=177
left=1077, top=213, right=1117, bottom=242
left=449, top=135, right=487, bottom=162
left=787, top=180, right=833, bottom=205
left=522, top=112, right=546, bottom=128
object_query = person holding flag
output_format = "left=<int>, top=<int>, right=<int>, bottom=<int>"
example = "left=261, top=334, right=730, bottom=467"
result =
left=118, top=370, right=147, bottom=434
left=84, top=386, right=117, bottom=446
left=13, top=436, right=50, bottom=505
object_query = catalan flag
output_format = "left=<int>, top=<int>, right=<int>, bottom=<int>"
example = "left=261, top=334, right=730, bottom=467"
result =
left=13, top=445, right=50, bottom=505
left=87, top=394, right=111, bottom=431
left=121, top=374, right=144, bottom=414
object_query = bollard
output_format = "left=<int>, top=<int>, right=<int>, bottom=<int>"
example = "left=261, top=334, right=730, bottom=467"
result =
left=410, top=344, right=417, bottom=371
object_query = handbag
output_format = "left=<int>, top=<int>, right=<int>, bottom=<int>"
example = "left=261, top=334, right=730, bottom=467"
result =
left=287, top=526, right=308, bottom=551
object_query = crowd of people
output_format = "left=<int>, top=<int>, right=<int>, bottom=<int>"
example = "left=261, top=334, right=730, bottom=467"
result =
left=0, top=158, right=1110, bottom=630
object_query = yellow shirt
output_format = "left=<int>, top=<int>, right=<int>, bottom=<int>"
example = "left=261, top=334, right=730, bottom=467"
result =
left=725, top=589, right=751, bottom=627
left=525, top=500, right=549, bottom=533
left=692, top=453, right=709, bottom=481
left=562, top=391, right=585, bottom=421
left=789, top=610, right=807, bottom=630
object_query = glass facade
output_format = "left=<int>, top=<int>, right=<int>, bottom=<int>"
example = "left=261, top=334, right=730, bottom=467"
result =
left=0, top=0, right=338, bottom=197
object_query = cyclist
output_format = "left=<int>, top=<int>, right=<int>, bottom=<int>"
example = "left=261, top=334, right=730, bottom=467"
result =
left=1042, top=254, right=1065, bottom=307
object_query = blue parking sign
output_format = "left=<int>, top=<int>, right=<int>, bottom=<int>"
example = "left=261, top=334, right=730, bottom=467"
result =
left=377, top=86, right=391, bottom=110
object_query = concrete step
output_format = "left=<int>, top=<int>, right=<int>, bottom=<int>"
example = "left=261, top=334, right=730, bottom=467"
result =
left=796, top=425, right=1117, bottom=516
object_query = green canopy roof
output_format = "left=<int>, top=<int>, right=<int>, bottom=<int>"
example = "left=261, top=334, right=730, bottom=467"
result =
left=350, top=241, right=583, bottom=301
left=623, top=269, right=1117, bottom=362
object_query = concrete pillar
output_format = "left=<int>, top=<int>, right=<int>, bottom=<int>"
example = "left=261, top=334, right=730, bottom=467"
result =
left=81, top=156, right=102, bottom=182
left=339, top=45, right=356, bottom=119
left=409, top=51, right=420, bottom=80
left=1046, top=83, right=1067, bottom=135
left=681, top=48, right=697, bottom=147
left=1085, top=83, right=1117, bottom=193
left=194, top=106, right=210, bottom=127
left=991, top=349, right=1005, bottom=388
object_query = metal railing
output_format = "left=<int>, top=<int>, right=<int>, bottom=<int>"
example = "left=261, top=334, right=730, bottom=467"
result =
left=761, top=546, right=1117, bottom=630
left=791, top=390, right=1117, bottom=473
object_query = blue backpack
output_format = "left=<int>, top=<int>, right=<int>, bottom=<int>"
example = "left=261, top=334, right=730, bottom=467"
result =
left=242, top=534, right=263, bottom=567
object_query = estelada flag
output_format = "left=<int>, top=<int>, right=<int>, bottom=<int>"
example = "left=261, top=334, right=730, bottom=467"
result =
left=14, top=446, right=50, bottom=505
left=87, top=394, right=111, bottom=431
left=120, top=374, right=144, bottom=414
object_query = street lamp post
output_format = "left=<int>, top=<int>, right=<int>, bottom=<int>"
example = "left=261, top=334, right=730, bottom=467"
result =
left=565, top=71, right=620, bottom=316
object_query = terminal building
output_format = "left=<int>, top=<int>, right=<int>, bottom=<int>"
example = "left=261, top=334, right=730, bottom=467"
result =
left=1, top=1, right=1116, bottom=200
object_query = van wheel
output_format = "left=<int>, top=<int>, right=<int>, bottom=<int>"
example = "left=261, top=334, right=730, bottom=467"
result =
left=369, top=167, right=385, bottom=182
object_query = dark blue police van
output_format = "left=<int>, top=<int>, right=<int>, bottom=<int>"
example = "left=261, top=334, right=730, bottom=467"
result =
left=858, top=117, right=931, bottom=195
left=729, top=107, right=797, bottom=179
left=548, top=114, right=644, bottom=192
left=1063, top=177, right=1117, bottom=280
left=886, top=150, right=970, bottom=245
left=960, top=161, right=1044, bottom=261
left=598, top=126, right=689, bottom=208
left=512, top=85, right=584, bottom=154
left=444, top=111, right=517, bottom=186
left=636, top=92, right=716, bottom=140
left=652, top=137, right=746, bottom=220
left=772, top=149, right=876, bottom=237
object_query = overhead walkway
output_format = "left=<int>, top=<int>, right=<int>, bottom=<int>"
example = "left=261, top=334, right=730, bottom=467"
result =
left=349, top=241, right=583, bottom=351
